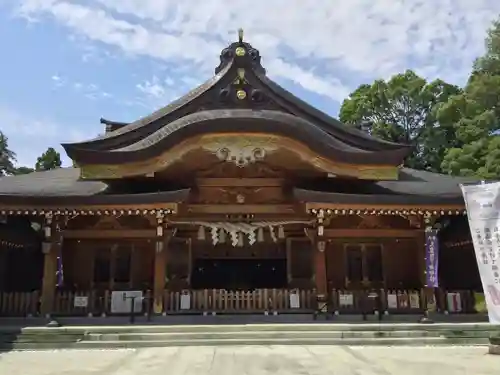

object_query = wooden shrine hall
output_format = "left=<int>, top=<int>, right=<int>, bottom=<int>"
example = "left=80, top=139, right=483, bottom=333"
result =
left=0, top=30, right=482, bottom=317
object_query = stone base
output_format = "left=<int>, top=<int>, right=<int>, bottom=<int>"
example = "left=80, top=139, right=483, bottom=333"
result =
left=489, top=344, right=500, bottom=355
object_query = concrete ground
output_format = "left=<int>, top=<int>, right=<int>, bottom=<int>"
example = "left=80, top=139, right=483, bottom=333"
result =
left=0, top=346, right=498, bottom=375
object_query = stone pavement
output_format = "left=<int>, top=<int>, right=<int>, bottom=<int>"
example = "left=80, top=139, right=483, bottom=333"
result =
left=0, top=346, right=498, bottom=375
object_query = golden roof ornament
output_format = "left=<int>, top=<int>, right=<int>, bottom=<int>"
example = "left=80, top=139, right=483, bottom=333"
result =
left=235, top=29, right=246, bottom=56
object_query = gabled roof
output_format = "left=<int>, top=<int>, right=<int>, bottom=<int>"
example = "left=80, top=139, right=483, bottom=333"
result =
left=294, top=169, right=475, bottom=206
left=0, top=168, right=189, bottom=206
left=0, top=167, right=472, bottom=207
left=62, top=33, right=412, bottom=167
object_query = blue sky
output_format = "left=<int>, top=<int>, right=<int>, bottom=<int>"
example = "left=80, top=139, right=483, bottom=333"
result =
left=1, top=0, right=500, bottom=167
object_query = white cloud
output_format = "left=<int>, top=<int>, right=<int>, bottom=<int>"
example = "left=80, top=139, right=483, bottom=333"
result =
left=136, top=76, right=166, bottom=99
left=5, top=0, right=500, bottom=171
left=50, top=75, right=113, bottom=100
left=15, top=0, right=500, bottom=101
left=0, top=105, right=98, bottom=167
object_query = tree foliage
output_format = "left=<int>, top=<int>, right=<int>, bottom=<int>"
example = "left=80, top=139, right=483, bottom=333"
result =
left=35, top=147, right=62, bottom=172
left=0, top=131, right=17, bottom=176
left=1, top=18, right=500, bottom=181
left=339, top=70, right=461, bottom=172
left=13, top=166, right=35, bottom=175
left=436, top=20, right=500, bottom=179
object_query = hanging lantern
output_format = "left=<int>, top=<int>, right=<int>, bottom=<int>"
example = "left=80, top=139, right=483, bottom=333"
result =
left=238, top=232, right=244, bottom=247
left=257, top=227, right=264, bottom=242
left=197, top=225, right=206, bottom=241
left=278, top=225, right=285, bottom=239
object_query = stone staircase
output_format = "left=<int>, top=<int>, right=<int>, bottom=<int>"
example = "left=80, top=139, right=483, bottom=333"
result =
left=1, top=323, right=499, bottom=350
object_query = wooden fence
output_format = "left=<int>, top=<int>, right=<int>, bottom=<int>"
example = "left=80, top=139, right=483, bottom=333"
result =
left=0, top=288, right=479, bottom=317
left=163, top=289, right=314, bottom=313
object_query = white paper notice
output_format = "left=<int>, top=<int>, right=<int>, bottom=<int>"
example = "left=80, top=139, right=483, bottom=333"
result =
left=73, top=296, right=88, bottom=308
left=180, top=293, right=191, bottom=310
left=339, top=293, right=353, bottom=307
left=387, top=293, right=398, bottom=309
left=409, top=293, right=420, bottom=309
left=111, top=291, right=143, bottom=314
left=289, top=292, right=300, bottom=309
left=461, top=182, right=500, bottom=324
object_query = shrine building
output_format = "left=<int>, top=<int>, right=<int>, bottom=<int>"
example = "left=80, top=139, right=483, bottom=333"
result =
left=0, top=31, right=481, bottom=317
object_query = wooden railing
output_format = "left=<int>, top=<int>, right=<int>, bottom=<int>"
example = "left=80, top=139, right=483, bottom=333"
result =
left=0, top=291, right=39, bottom=317
left=0, top=288, right=482, bottom=317
left=163, top=289, right=314, bottom=313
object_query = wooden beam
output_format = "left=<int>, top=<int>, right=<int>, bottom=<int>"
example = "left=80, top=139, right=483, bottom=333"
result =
left=196, top=178, right=284, bottom=187
left=323, top=229, right=421, bottom=238
left=0, top=203, right=178, bottom=213
left=306, top=203, right=465, bottom=211
left=63, top=229, right=156, bottom=239
left=184, top=204, right=298, bottom=215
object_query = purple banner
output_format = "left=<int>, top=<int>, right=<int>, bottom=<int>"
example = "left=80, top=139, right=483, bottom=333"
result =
left=425, top=229, right=439, bottom=287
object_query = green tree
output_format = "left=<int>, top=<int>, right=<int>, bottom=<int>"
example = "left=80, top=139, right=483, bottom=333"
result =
left=0, top=131, right=17, bottom=176
left=35, top=147, right=62, bottom=171
left=437, top=19, right=500, bottom=179
left=339, top=70, right=461, bottom=171
left=13, top=166, right=35, bottom=175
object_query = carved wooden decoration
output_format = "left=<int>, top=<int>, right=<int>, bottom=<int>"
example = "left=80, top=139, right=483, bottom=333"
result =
left=326, top=214, right=416, bottom=230
left=194, top=186, right=285, bottom=204
left=92, top=216, right=123, bottom=230
left=80, top=133, right=399, bottom=180
left=118, top=215, right=155, bottom=229
left=356, top=215, right=389, bottom=229
left=89, top=215, right=155, bottom=231
left=65, top=216, right=99, bottom=230
left=196, top=161, right=284, bottom=178
left=407, top=215, right=422, bottom=228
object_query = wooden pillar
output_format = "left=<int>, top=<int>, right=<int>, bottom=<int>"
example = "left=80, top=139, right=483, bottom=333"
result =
left=417, top=230, right=426, bottom=286
left=153, top=240, right=166, bottom=314
left=40, top=215, right=61, bottom=316
left=40, top=243, right=57, bottom=316
left=313, top=209, right=328, bottom=297
left=314, top=240, right=328, bottom=297
left=153, top=214, right=168, bottom=314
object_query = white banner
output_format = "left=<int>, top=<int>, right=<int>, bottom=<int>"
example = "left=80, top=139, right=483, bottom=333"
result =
left=460, top=182, right=500, bottom=324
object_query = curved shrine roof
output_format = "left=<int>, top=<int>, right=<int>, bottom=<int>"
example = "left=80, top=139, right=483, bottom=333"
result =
left=65, top=109, right=410, bottom=166
left=62, top=33, right=412, bottom=167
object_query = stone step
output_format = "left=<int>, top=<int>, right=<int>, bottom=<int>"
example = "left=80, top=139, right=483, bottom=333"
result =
left=1, top=323, right=498, bottom=350
left=82, top=329, right=493, bottom=342
left=1, top=336, right=491, bottom=350
left=58, top=336, right=494, bottom=349
left=15, top=322, right=499, bottom=335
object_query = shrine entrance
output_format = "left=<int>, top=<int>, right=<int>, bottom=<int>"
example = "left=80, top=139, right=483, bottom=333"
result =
left=190, top=239, right=288, bottom=290
left=190, top=258, right=287, bottom=290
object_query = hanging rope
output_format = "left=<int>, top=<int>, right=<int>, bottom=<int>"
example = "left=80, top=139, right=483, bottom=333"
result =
left=171, top=219, right=314, bottom=247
